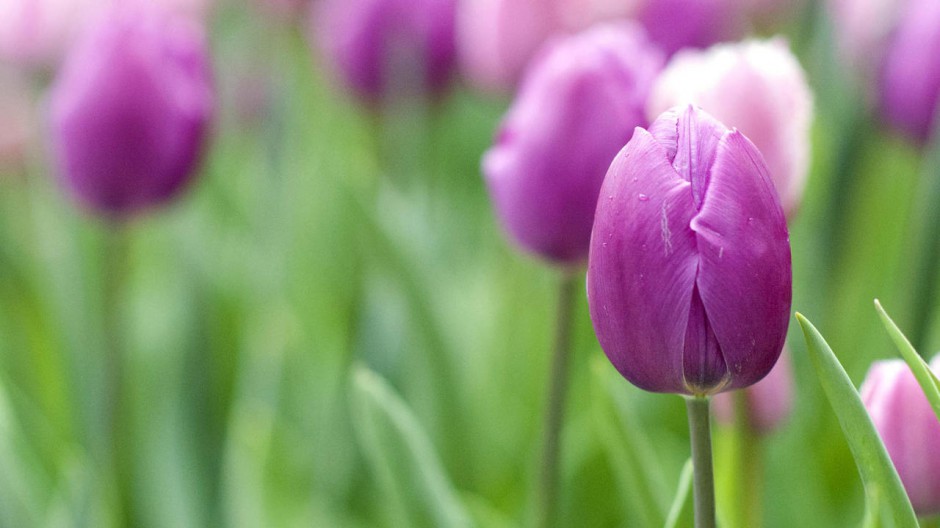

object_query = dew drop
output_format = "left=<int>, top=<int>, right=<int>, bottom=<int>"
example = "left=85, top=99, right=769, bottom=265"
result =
left=638, top=193, right=649, bottom=202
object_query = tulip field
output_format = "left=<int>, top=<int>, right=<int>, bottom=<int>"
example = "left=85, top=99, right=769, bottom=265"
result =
left=2, top=0, right=940, bottom=527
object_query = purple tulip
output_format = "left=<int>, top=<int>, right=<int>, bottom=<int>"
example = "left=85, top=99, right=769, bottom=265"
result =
left=48, top=5, right=213, bottom=217
left=635, top=0, right=742, bottom=56
left=713, top=347, right=793, bottom=433
left=647, top=38, right=814, bottom=219
left=313, top=0, right=457, bottom=102
left=861, top=357, right=940, bottom=516
left=483, top=23, right=664, bottom=264
left=587, top=105, right=791, bottom=395
left=878, top=0, right=940, bottom=141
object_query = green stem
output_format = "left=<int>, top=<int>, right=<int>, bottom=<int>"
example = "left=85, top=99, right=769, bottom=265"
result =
left=102, top=222, right=129, bottom=523
left=686, top=396, right=716, bottom=528
left=906, top=123, right=940, bottom=352
left=534, top=271, right=578, bottom=528
left=730, top=392, right=762, bottom=528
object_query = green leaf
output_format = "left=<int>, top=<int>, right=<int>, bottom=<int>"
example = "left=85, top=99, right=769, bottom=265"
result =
left=350, top=365, right=472, bottom=528
left=589, top=359, right=668, bottom=527
left=795, top=313, right=919, bottom=528
left=664, top=459, right=694, bottom=528
left=873, top=299, right=940, bottom=423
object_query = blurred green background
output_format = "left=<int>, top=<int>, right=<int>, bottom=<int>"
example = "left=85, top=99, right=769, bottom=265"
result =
left=1, top=1, right=939, bottom=527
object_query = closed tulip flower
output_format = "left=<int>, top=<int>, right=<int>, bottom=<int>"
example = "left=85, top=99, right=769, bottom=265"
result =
left=861, top=357, right=940, bottom=516
left=635, top=0, right=742, bottom=56
left=314, top=0, right=457, bottom=102
left=713, top=347, right=793, bottom=433
left=879, top=0, right=940, bottom=141
left=647, top=39, right=813, bottom=218
left=48, top=5, right=213, bottom=217
left=587, top=105, right=791, bottom=395
left=483, top=23, right=663, bottom=264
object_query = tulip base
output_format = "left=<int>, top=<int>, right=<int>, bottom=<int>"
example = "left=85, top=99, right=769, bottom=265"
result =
left=534, top=270, right=578, bottom=528
left=686, top=396, right=716, bottom=528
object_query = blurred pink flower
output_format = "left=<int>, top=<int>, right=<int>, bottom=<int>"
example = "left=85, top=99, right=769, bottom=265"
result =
left=713, top=348, right=793, bottom=434
left=861, top=356, right=940, bottom=516
left=456, top=0, right=560, bottom=92
left=829, top=0, right=905, bottom=75
left=0, top=67, right=32, bottom=169
left=647, top=38, right=813, bottom=218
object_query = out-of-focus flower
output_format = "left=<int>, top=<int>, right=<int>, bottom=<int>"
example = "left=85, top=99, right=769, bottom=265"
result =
left=483, top=23, right=663, bottom=264
left=48, top=5, right=214, bottom=217
left=587, top=105, right=791, bottom=395
left=635, top=0, right=742, bottom=55
left=878, top=0, right=940, bottom=142
left=713, top=348, right=793, bottom=434
left=0, top=0, right=96, bottom=66
left=828, top=0, right=904, bottom=74
left=647, top=38, right=813, bottom=218
left=861, top=356, right=940, bottom=516
left=0, top=67, right=32, bottom=170
left=0, top=0, right=212, bottom=68
left=456, top=0, right=558, bottom=92
left=313, top=0, right=458, bottom=102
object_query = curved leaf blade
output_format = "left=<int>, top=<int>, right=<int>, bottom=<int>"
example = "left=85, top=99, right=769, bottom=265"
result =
left=873, top=299, right=940, bottom=423
left=664, top=459, right=693, bottom=528
left=350, top=365, right=472, bottom=528
left=795, top=313, right=918, bottom=528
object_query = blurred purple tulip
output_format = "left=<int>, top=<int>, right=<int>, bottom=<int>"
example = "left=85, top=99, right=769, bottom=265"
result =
left=313, top=0, right=457, bottom=102
left=48, top=5, right=213, bottom=217
left=647, top=38, right=813, bottom=219
left=861, top=356, right=940, bottom=516
left=0, top=0, right=96, bottom=66
left=482, top=23, right=664, bottom=264
left=713, top=347, right=793, bottom=433
left=878, top=0, right=940, bottom=142
left=587, top=105, right=791, bottom=395
left=635, top=0, right=742, bottom=55
left=456, top=0, right=559, bottom=93
left=828, top=0, right=904, bottom=75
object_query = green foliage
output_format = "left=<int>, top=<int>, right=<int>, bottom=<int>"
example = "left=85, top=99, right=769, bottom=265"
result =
left=796, top=314, right=918, bottom=528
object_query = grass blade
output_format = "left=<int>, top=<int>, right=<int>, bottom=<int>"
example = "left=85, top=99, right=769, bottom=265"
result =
left=795, top=313, right=918, bottom=528
left=351, top=365, right=471, bottom=528
left=664, top=459, right=694, bottom=528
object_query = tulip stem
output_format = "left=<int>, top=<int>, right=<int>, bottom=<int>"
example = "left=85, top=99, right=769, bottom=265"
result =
left=102, top=222, right=129, bottom=522
left=686, top=396, right=716, bottom=528
left=535, top=270, right=578, bottom=528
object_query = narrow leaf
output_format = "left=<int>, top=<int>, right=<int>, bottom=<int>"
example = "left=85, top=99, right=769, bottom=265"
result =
left=664, top=459, right=694, bottom=528
left=590, top=359, right=668, bottom=527
left=795, top=313, right=919, bottom=528
left=874, top=299, right=940, bottom=423
left=350, top=365, right=472, bottom=528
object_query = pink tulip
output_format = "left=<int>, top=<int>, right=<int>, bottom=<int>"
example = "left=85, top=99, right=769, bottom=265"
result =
left=647, top=38, right=813, bottom=218
left=713, top=348, right=793, bottom=434
left=861, top=356, right=940, bottom=516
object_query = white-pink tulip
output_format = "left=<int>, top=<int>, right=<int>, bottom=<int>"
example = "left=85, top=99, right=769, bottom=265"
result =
left=647, top=38, right=813, bottom=218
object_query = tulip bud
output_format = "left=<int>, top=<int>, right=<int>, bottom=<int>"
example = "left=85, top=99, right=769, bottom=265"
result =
left=647, top=39, right=813, bottom=219
left=456, top=0, right=559, bottom=93
left=878, top=0, right=940, bottom=142
left=587, top=105, right=792, bottom=396
left=860, top=356, right=940, bottom=516
left=313, top=0, right=458, bottom=102
left=713, top=347, right=793, bottom=434
left=482, top=23, right=664, bottom=264
left=48, top=5, right=213, bottom=217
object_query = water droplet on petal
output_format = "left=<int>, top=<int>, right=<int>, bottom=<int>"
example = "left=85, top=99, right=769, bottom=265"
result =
left=638, top=193, right=649, bottom=202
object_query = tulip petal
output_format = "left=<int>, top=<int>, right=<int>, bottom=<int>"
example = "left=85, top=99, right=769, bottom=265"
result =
left=691, top=131, right=791, bottom=391
left=588, top=127, right=699, bottom=393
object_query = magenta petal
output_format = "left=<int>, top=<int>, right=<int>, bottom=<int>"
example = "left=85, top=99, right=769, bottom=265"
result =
left=588, top=127, right=699, bottom=393
left=690, top=131, right=791, bottom=390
